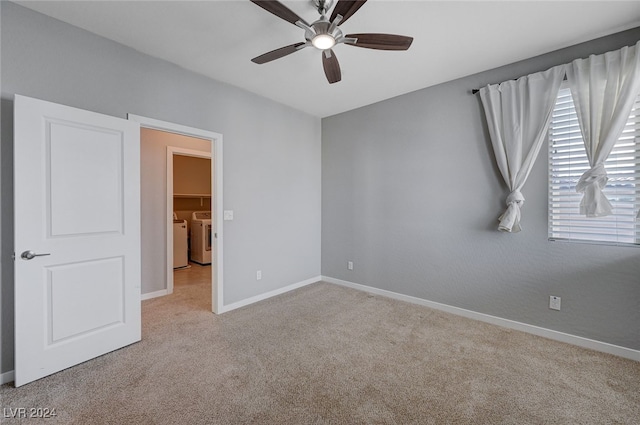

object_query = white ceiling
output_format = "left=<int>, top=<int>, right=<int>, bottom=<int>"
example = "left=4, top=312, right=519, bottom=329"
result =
left=16, top=0, right=640, bottom=117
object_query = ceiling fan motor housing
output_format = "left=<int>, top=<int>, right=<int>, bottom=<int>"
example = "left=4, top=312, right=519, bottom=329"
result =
left=305, top=18, right=344, bottom=50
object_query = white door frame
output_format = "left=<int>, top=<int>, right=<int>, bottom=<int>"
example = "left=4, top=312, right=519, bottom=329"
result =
left=128, top=114, right=224, bottom=314
left=166, top=147, right=211, bottom=294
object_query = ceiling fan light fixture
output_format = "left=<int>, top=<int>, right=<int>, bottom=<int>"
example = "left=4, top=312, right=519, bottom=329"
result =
left=312, top=34, right=336, bottom=50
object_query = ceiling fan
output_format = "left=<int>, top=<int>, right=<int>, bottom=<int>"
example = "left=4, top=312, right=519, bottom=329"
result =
left=250, top=0, right=414, bottom=84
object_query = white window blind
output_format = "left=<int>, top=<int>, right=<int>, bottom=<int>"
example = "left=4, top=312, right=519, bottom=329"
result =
left=548, top=84, right=640, bottom=246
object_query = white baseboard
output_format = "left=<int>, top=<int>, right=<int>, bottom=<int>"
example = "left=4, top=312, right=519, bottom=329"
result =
left=4, top=275, right=633, bottom=385
left=1, top=370, right=15, bottom=385
left=322, top=276, right=640, bottom=362
left=141, top=289, right=168, bottom=301
left=220, top=276, right=322, bottom=313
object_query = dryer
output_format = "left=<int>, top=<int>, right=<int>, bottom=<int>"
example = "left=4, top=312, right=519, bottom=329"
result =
left=191, top=211, right=212, bottom=265
left=173, top=218, right=188, bottom=269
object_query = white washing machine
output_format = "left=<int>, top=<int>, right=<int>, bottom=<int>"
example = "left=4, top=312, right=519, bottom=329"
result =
left=173, top=218, right=188, bottom=269
left=191, top=211, right=212, bottom=265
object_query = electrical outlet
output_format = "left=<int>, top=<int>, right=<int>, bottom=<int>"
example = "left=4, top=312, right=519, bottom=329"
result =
left=549, top=295, right=561, bottom=311
left=347, top=261, right=353, bottom=270
left=256, top=270, right=262, bottom=281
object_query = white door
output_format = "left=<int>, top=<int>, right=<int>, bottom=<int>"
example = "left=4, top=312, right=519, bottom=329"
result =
left=14, top=95, right=141, bottom=387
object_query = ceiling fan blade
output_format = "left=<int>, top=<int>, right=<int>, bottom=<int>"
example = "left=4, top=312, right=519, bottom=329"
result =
left=322, top=49, right=342, bottom=84
left=345, top=33, right=413, bottom=50
left=330, top=0, right=367, bottom=25
left=251, top=42, right=307, bottom=64
left=251, top=0, right=308, bottom=26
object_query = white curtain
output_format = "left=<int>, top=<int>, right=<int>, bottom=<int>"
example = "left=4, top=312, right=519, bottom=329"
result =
left=566, top=40, right=640, bottom=217
left=480, top=65, right=565, bottom=232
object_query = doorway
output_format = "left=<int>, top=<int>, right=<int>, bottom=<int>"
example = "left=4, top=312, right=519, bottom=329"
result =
left=129, top=114, right=224, bottom=314
left=168, top=149, right=212, bottom=298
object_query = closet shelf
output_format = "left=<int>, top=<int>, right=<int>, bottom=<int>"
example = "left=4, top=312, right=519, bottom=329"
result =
left=173, top=193, right=212, bottom=198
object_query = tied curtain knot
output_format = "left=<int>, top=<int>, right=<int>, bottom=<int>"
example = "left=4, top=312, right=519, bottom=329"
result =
left=575, top=163, right=612, bottom=217
left=575, top=163, right=608, bottom=193
left=499, top=190, right=525, bottom=233
left=506, top=190, right=525, bottom=206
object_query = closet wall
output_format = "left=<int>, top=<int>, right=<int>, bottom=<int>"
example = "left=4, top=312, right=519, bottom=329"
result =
left=173, top=155, right=212, bottom=224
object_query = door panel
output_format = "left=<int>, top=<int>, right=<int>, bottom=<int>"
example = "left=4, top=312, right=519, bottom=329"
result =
left=48, top=257, right=125, bottom=343
left=14, top=95, right=141, bottom=387
left=48, top=119, right=124, bottom=236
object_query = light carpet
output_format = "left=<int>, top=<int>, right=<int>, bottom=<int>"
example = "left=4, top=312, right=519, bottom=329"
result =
left=1, top=275, right=639, bottom=424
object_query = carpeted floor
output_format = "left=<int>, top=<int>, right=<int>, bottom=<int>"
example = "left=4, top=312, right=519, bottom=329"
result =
left=1, top=269, right=639, bottom=424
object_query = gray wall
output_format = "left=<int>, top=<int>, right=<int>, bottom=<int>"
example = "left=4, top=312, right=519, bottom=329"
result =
left=0, top=3, right=321, bottom=375
left=322, top=28, right=640, bottom=351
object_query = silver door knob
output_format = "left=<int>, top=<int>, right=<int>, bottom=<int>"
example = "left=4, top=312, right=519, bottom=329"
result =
left=21, top=250, right=51, bottom=260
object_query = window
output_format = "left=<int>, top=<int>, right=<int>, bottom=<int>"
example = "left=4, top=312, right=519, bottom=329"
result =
left=548, top=84, right=640, bottom=246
